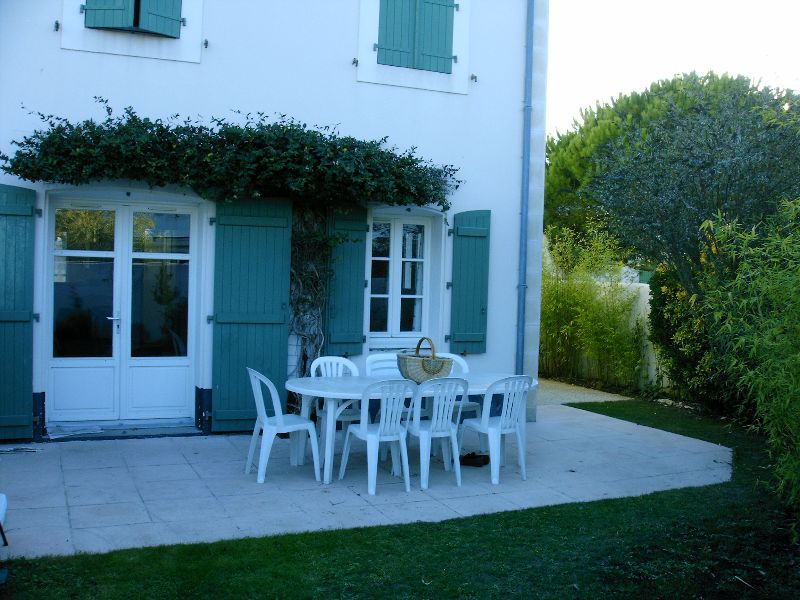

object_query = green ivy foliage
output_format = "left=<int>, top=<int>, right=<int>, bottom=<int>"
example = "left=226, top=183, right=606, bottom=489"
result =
left=0, top=101, right=460, bottom=211
left=703, top=199, right=800, bottom=510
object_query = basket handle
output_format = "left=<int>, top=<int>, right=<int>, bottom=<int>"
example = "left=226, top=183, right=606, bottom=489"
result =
left=415, top=337, right=437, bottom=359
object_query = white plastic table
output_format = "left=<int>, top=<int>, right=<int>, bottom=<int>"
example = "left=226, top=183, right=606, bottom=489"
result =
left=285, top=373, right=536, bottom=484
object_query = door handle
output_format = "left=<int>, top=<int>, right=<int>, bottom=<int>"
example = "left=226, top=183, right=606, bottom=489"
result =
left=106, top=315, right=121, bottom=332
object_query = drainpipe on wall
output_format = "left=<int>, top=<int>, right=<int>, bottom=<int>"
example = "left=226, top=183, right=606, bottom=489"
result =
left=516, top=0, right=548, bottom=412
left=515, top=0, right=541, bottom=374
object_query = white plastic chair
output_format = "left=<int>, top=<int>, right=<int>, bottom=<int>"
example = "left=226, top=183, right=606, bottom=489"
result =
left=0, top=492, right=7, bottom=546
left=408, top=377, right=468, bottom=490
left=459, top=375, right=532, bottom=485
left=245, top=367, right=321, bottom=484
left=435, top=353, right=482, bottom=419
left=338, top=379, right=417, bottom=495
left=310, top=356, right=360, bottom=458
left=365, top=353, right=402, bottom=378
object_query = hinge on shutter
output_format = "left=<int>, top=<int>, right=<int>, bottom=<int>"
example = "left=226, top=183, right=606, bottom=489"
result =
left=181, top=18, right=187, bottom=27
left=363, top=335, right=367, bottom=343
left=35, top=208, right=42, bottom=217
left=80, top=4, right=85, bottom=13
left=373, top=43, right=378, bottom=51
left=448, top=228, right=454, bottom=236
left=452, top=55, right=458, bottom=63
left=446, top=282, right=452, bottom=290
left=209, top=217, right=216, bottom=225
left=364, top=280, right=368, bottom=288
left=206, top=315, right=214, bottom=323
left=32, top=313, right=40, bottom=322
left=454, top=3, right=460, bottom=10
left=445, top=334, right=451, bottom=342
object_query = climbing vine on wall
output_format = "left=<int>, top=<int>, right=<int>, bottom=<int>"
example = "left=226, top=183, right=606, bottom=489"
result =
left=1, top=100, right=460, bottom=211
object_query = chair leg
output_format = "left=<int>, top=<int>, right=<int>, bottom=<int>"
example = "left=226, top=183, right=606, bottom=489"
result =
left=367, top=437, right=380, bottom=495
left=306, top=424, right=321, bottom=482
left=487, top=429, right=502, bottom=485
left=399, top=435, right=411, bottom=493
left=245, top=423, right=260, bottom=474
left=338, top=429, right=353, bottom=481
left=389, top=441, right=402, bottom=477
left=256, top=431, right=276, bottom=484
left=441, top=438, right=452, bottom=471
left=515, top=426, right=527, bottom=481
left=450, top=432, right=462, bottom=487
left=500, top=435, right=506, bottom=467
left=419, top=433, right=431, bottom=490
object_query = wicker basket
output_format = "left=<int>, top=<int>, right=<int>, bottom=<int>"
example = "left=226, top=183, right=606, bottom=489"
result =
left=397, top=337, right=453, bottom=383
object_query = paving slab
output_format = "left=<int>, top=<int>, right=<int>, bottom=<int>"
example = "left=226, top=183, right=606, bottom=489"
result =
left=0, top=404, right=732, bottom=558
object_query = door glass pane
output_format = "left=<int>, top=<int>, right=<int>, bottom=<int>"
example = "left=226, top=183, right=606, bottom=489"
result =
left=400, top=298, right=422, bottom=332
left=371, top=222, right=390, bottom=257
left=369, top=298, right=389, bottom=332
left=53, top=257, right=114, bottom=357
left=131, top=259, right=189, bottom=357
left=371, top=260, right=389, bottom=294
left=54, top=209, right=115, bottom=251
left=402, top=224, right=424, bottom=259
left=401, top=261, right=423, bottom=294
left=133, top=213, right=190, bottom=254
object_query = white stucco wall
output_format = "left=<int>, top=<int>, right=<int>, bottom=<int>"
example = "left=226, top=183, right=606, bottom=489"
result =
left=0, top=1, right=549, bottom=394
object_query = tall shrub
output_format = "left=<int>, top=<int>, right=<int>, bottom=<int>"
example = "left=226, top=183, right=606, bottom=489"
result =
left=539, top=227, right=642, bottom=390
left=704, top=200, right=800, bottom=509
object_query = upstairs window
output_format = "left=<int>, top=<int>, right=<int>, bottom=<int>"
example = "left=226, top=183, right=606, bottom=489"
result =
left=376, top=0, right=457, bottom=74
left=82, top=0, right=184, bottom=39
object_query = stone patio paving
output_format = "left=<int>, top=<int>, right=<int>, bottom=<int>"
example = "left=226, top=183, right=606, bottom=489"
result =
left=0, top=403, right=732, bottom=558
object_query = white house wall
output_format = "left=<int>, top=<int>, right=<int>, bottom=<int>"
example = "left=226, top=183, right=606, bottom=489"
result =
left=0, top=1, right=549, bottom=390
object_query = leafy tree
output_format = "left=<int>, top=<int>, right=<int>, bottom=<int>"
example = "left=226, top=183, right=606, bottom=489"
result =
left=588, top=73, right=800, bottom=293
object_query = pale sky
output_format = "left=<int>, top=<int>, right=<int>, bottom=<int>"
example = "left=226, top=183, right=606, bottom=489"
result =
left=546, top=0, right=800, bottom=136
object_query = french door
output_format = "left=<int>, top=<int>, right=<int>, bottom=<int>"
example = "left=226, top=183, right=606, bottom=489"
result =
left=47, top=201, right=196, bottom=423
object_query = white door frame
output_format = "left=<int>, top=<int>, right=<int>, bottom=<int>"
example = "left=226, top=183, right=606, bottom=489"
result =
left=42, top=189, right=208, bottom=425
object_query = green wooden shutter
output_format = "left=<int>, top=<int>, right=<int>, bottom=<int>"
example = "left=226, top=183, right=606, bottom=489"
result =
left=377, top=0, right=416, bottom=68
left=449, top=210, right=490, bottom=354
left=377, top=0, right=456, bottom=73
left=138, top=0, right=183, bottom=38
left=211, top=200, right=292, bottom=432
left=325, top=209, right=367, bottom=358
left=84, top=0, right=135, bottom=30
left=416, top=0, right=456, bottom=74
left=0, top=185, right=36, bottom=440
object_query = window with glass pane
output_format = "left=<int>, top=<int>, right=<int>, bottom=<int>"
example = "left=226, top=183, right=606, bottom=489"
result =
left=133, top=212, right=190, bottom=254
left=131, top=259, right=189, bottom=356
left=368, top=219, right=426, bottom=336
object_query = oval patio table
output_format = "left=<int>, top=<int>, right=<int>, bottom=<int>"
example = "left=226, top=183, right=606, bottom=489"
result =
left=286, top=373, right=536, bottom=484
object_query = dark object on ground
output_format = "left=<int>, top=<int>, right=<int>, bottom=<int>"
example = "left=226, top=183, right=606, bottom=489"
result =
left=460, top=452, right=489, bottom=467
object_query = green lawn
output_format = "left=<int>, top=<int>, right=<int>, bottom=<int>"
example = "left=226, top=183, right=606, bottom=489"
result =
left=2, top=401, right=798, bottom=599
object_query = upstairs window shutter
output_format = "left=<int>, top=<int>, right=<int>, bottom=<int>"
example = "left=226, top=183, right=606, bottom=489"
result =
left=138, top=0, right=183, bottom=38
left=377, top=0, right=456, bottom=74
left=84, top=0, right=183, bottom=39
left=83, top=0, right=135, bottom=30
left=417, top=0, right=456, bottom=74
left=325, top=209, right=368, bottom=357
left=448, top=210, right=490, bottom=354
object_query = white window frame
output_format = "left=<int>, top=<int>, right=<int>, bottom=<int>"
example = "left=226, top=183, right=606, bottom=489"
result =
left=367, top=215, right=432, bottom=347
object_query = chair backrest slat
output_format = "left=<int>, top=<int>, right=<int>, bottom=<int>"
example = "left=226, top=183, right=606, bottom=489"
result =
left=310, top=356, right=359, bottom=378
left=361, top=379, right=416, bottom=437
left=415, top=377, right=469, bottom=434
left=365, top=353, right=402, bottom=378
left=246, top=367, right=285, bottom=428
left=482, top=376, right=532, bottom=430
